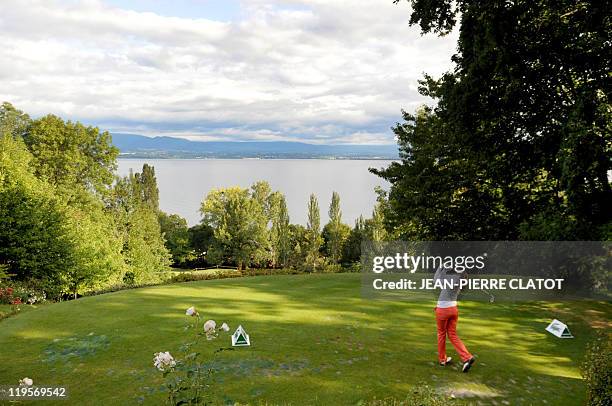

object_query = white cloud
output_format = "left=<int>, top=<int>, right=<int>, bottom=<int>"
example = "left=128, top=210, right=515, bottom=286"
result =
left=0, top=0, right=457, bottom=144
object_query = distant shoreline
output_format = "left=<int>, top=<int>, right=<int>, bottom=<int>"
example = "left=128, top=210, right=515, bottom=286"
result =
left=112, top=134, right=399, bottom=160
left=118, top=155, right=397, bottom=160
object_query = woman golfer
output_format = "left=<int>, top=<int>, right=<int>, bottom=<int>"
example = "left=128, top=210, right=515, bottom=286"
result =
left=433, top=265, right=475, bottom=372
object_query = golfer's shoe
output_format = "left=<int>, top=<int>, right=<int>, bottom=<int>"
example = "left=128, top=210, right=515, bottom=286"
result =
left=439, top=356, right=452, bottom=366
left=462, top=357, right=476, bottom=373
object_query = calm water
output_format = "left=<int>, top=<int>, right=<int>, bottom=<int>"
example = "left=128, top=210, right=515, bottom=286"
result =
left=117, top=159, right=393, bottom=226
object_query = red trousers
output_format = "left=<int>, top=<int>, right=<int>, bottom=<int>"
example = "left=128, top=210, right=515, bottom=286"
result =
left=435, top=306, right=472, bottom=363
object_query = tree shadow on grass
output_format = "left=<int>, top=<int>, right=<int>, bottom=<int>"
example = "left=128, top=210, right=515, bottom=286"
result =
left=1, top=274, right=608, bottom=405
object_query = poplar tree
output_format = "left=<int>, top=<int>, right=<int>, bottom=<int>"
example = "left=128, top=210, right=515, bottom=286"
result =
left=326, top=191, right=346, bottom=263
left=135, top=163, right=159, bottom=211
left=305, top=194, right=322, bottom=271
left=270, top=193, right=291, bottom=268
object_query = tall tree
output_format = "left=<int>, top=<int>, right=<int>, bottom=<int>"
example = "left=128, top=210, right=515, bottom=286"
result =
left=0, top=134, right=73, bottom=289
left=110, top=169, right=171, bottom=282
left=270, top=193, right=291, bottom=268
left=305, top=194, right=322, bottom=271
left=24, top=114, right=118, bottom=196
left=251, top=181, right=273, bottom=219
left=0, top=134, right=123, bottom=298
left=200, top=186, right=268, bottom=270
left=368, top=202, right=388, bottom=242
left=288, top=224, right=308, bottom=269
left=325, top=191, right=346, bottom=263
left=0, top=102, right=30, bottom=139
left=377, top=0, right=611, bottom=240
left=135, top=163, right=159, bottom=211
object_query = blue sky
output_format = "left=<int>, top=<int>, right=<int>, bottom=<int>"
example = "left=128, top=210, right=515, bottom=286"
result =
left=0, top=0, right=457, bottom=144
left=105, top=0, right=242, bottom=21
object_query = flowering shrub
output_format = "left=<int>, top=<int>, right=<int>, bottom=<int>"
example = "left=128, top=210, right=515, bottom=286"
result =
left=0, top=284, right=46, bottom=306
left=153, top=307, right=232, bottom=405
left=0, top=287, right=17, bottom=304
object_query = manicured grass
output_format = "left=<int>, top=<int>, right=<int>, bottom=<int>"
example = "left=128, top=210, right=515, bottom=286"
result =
left=0, top=274, right=609, bottom=405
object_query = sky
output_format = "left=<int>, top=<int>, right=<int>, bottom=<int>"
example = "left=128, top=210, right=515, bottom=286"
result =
left=0, top=0, right=457, bottom=144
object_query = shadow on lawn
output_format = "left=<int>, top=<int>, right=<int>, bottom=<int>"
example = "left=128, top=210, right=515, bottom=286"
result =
left=1, top=274, right=607, bottom=405
left=106, top=277, right=596, bottom=403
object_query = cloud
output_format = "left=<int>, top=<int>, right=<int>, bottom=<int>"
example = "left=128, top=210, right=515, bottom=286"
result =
left=0, top=0, right=457, bottom=144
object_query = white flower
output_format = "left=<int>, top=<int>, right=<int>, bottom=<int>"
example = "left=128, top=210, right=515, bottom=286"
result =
left=185, top=306, right=197, bottom=316
left=153, top=352, right=176, bottom=371
left=19, top=378, right=33, bottom=387
left=203, top=320, right=216, bottom=333
left=220, top=323, right=230, bottom=332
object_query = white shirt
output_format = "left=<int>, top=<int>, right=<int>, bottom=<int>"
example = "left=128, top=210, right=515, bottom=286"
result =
left=436, top=300, right=457, bottom=308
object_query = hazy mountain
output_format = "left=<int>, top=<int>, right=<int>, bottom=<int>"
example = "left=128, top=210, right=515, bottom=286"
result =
left=112, top=133, right=398, bottom=159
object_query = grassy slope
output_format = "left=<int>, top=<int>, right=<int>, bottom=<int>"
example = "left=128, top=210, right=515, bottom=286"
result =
left=0, top=274, right=609, bottom=405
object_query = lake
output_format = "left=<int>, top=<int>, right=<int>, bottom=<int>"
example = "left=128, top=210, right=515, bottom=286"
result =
left=117, top=159, right=393, bottom=226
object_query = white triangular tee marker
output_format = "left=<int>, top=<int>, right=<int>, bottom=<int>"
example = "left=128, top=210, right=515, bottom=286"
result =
left=545, top=319, right=573, bottom=338
left=231, top=325, right=251, bottom=347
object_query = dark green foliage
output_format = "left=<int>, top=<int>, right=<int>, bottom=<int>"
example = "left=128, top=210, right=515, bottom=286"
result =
left=0, top=135, right=73, bottom=295
left=187, top=224, right=215, bottom=266
left=581, top=332, right=612, bottom=406
left=159, top=212, right=192, bottom=266
left=0, top=170, right=73, bottom=286
left=342, top=216, right=367, bottom=264
left=379, top=1, right=611, bottom=240
left=393, top=0, right=456, bottom=35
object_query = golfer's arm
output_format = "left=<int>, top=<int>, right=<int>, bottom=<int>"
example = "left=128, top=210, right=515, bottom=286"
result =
left=433, top=265, right=444, bottom=281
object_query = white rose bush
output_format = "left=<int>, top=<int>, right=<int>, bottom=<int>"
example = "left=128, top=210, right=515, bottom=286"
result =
left=153, top=306, right=232, bottom=405
left=153, top=352, right=176, bottom=372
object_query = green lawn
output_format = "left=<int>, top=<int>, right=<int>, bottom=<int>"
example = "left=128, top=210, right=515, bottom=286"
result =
left=0, top=274, right=609, bottom=405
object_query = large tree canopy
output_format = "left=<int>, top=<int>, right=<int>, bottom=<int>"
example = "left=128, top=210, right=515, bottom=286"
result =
left=25, top=114, right=118, bottom=196
left=0, top=103, right=170, bottom=297
left=376, top=0, right=611, bottom=240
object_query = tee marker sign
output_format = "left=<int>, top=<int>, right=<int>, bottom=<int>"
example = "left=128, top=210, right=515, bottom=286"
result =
left=231, top=325, right=251, bottom=347
left=545, top=319, right=573, bottom=338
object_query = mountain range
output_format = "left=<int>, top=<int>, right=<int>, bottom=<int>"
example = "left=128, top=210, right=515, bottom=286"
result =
left=112, top=133, right=398, bottom=159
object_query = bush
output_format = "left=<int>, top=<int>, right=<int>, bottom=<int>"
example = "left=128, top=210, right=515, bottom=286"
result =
left=0, top=280, right=46, bottom=305
left=122, top=271, right=136, bottom=286
left=167, top=268, right=302, bottom=284
left=581, top=332, right=612, bottom=406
